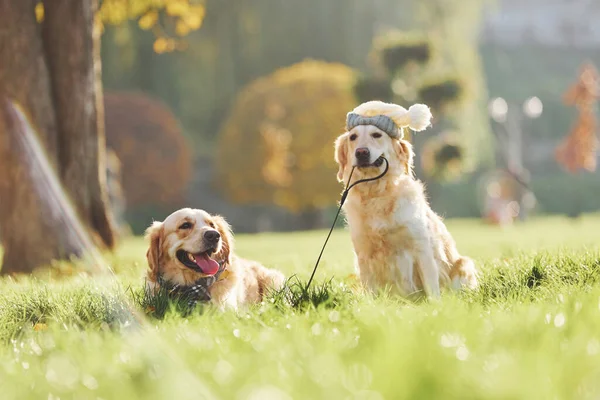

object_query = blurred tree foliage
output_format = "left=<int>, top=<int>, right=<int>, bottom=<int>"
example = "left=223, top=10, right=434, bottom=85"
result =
left=413, top=0, right=493, bottom=169
left=357, top=32, right=468, bottom=178
left=555, top=63, right=599, bottom=173
left=417, top=78, right=463, bottom=115
left=356, top=1, right=493, bottom=178
left=350, top=0, right=493, bottom=193
left=104, top=91, right=192, bottom=207
left=99, top=0, right=492, bottom=158
left=100, top=0, right=415, bottom=147
left=421, top=131, right=465, bottom=182
left=379, top=38, right=432, bottom=73
left=100, top=0, right=206, bottom=53
left=37, top=0, right=206, bottom=53
left=96, top=0, right=500, bottom=222
left=215, top=60, right=356, bottom=213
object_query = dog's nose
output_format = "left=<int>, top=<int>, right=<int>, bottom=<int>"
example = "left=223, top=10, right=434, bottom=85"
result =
left=204, top=230, right=220, bottom=243
left=355, top=147, right=370, bottom=162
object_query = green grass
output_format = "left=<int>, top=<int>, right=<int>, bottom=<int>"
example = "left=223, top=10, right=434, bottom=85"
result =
left=1, top=214, right=600, bottom=399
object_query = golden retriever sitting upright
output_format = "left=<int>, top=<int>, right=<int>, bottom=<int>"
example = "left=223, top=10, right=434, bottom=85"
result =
left=334, top=101, right=478, bottom=298
left=145, top=208, right=285, bottom=309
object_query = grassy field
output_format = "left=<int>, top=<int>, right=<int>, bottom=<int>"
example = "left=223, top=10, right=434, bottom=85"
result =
left=1, top=214, right=600, bottom=399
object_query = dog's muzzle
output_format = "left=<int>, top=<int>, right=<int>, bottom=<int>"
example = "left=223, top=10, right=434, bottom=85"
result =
left=355, top=153, right=385, bottom=168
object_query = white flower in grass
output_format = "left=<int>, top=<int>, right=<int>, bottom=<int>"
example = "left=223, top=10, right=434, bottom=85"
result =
left=213, top=359, right=233, bottom=386
left=554, top=313, right=566, bottom=328
left=456, top=345, right=470, bottom=361
left=328, top=310, right=340, bottom=322
left=82, top=374, right=98, bottom=390
left=311, top=323, right=322, bottom=336
left=245, top=385, right=292, bottom=400
left=440, top=332, right=464, bottom=348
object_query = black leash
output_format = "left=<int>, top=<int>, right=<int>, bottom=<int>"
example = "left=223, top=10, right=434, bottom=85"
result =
left=305, top=157, right=390, bottom=290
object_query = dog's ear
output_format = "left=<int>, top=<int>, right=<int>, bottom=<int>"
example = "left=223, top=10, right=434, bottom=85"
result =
left=211, top=215, right=234, bottom=265
left=334, top=134, right=349, bottom=182
left=145, top=221, right=163, bottom=283
left=393, top=139, right=415, bottom=177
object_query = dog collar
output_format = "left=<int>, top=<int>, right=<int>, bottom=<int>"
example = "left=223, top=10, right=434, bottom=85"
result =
left=346, top=113, right=401, bottom=139
left=158, top=261, right=228, bottom=309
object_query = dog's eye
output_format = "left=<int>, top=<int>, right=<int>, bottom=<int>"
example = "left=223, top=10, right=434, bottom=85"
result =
left=372, top=132, right=382, bottom=138
left=179, top=222, right=193, bottom=230
left=208, top=221, right=215, bottom=228
left=349, top=134, right=357, bottom=141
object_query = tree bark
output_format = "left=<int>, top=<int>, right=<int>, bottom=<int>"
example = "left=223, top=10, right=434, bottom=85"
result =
left=42, top=0, right=116, bottom=248
left=0, top=0, right=63, bottom=274
left=0, top=0, right=116, bottom=274
left=0, top=103, right=60, bottom=274
left=0, top=100, right=92, bottom=275
left=0, top=0, right=57, bottom=159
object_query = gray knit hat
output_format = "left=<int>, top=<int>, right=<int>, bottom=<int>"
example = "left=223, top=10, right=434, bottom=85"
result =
left=345, top=113, right=401, bottom=139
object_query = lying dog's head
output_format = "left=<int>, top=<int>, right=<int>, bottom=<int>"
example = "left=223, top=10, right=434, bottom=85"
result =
left=334, top=101, right=432, bottom=182
left=145, top=208, right=233, bottom=286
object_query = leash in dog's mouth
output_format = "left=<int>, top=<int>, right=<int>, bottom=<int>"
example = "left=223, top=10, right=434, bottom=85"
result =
left=356, top=155, right=385, bottom=169
left=305, top=156, right=389, bottom=290
left=372, top=156, right=385, bottom=168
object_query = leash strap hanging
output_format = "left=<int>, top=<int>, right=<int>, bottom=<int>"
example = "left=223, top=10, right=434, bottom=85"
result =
left=305, top=157, right=389, bottom=290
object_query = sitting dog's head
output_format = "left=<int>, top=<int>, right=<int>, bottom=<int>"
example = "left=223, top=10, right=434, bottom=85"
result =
left=334, top=101, right=432, bottom=182
left=145, top=208, right=233, bottom=286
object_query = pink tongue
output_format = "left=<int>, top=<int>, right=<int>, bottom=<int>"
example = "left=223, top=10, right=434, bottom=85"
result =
left=193, top=253, right=220, bottom=275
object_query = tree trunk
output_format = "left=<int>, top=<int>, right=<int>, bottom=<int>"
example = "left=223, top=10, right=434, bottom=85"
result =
left=42, top=0, right=116, bottom=248
left=0, top=0, right=57, bottom=158
left=0, top=100, right=94, bottom=274
left=0, top=0, right=115, bottom=274
left=0, top=0, right=63, bottom=274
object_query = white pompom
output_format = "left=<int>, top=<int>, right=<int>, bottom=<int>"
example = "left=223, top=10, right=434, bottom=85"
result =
left=406, top=104, right=432, bottom=131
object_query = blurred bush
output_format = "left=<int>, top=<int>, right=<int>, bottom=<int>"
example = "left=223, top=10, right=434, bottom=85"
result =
left=371, top=34, right=433, bottom=74
left=215, top=60, right=356, bottom=213
left=104, top=91, right=192, bottom=208
left=354, top=76, right=394, bottom=104
left=417, top=77, right=463, bottom=115
left=356, top=30, right=479, bottom=184
left=421, top=131, right=466, bottom=182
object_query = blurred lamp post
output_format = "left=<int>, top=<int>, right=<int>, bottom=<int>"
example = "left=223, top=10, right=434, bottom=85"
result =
left=489, top=96, right=543, bottom=174
left=488, top=96, right=543, bottom=221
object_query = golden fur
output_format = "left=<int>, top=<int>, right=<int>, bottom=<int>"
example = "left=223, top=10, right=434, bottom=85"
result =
left=334, top=108, right=478, bottom=298
left=145, top=208, right=285, bottom=309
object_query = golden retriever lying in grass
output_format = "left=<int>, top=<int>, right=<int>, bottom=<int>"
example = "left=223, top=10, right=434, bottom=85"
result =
left=334, top=101, right=478, bottom=298
left=145, top=208, right=285, bottom=309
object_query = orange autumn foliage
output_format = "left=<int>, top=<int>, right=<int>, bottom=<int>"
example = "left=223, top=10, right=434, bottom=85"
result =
left=555, top=63, right=599, bottom=173
left=36, top=0, right=206, bottom=54
left=104, top=91, right=192, bottom=207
